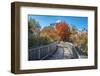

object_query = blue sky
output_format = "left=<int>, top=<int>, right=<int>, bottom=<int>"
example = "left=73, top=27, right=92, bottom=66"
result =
left=28, top=15, right=88, bottom=31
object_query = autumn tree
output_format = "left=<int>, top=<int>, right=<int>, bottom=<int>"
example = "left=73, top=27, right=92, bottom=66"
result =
left=69, top=26, right=77, bottom=42
left=55, top=22, right=70, bottom=41
left=40, top=25, right=59, bottom=42
left=70, top=26, right=88, bottom=55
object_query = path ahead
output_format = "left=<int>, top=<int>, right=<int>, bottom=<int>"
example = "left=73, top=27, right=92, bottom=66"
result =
left=46, top=47, right=64, bottom=60
left=46, top=42, right=85, bottom=60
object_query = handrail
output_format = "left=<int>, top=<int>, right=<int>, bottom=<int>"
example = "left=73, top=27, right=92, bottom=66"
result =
left=29, top=42, right=57, bottom=60
left=29, top=42, right=57, bottom=51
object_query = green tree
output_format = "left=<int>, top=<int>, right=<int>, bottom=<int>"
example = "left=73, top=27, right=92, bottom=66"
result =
left=28, top=18, right=41, bottom=34
left=28, top=18, right=41, bottom=48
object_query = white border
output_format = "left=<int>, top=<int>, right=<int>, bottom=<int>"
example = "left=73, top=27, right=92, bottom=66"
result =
left=20, top=7, right=95, bottom=70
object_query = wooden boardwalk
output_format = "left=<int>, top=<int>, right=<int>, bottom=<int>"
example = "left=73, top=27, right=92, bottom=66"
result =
left=46, top=42, right=87, bottom=60
left=46, top=42, right=79, bottom=60
left=45, top=47, right=64, bottom=60
left=29, top=42, right=87, bottom=60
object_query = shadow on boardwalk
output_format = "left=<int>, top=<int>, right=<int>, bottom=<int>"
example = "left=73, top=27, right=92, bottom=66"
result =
left=45, top=46, right=64, bottom=60
left=45, top=42, right=87, bottom=60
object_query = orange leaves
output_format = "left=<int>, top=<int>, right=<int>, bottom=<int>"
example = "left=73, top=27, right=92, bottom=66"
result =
left=40, top=22, right=70, bottom=42
left=55, top=22, right=70, bottom=41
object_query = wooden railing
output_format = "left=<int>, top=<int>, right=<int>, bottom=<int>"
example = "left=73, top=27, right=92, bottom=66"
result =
left=28, top=42, right=57, bottom=60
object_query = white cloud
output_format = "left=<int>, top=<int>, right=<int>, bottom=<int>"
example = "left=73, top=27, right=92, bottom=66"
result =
left=56, top=20, right=62, bottom=23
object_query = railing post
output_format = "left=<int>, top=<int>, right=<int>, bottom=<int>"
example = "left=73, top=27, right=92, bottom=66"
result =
left=48, top=46, right=50, bottom=54
left=38, top=48, right=40, bottom=59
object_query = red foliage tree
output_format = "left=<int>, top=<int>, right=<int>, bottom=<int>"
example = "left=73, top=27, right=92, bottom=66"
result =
left=55, top=22, right=70, bottom=41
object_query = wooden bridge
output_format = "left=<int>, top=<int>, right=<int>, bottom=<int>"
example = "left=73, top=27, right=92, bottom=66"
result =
left=28, top=42, right=58, bottom=60
left=28, top=42, right=87, bottom=60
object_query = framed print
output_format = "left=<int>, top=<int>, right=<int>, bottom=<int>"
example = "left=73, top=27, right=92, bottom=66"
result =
left=11, top=2, right=98, bottom=74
